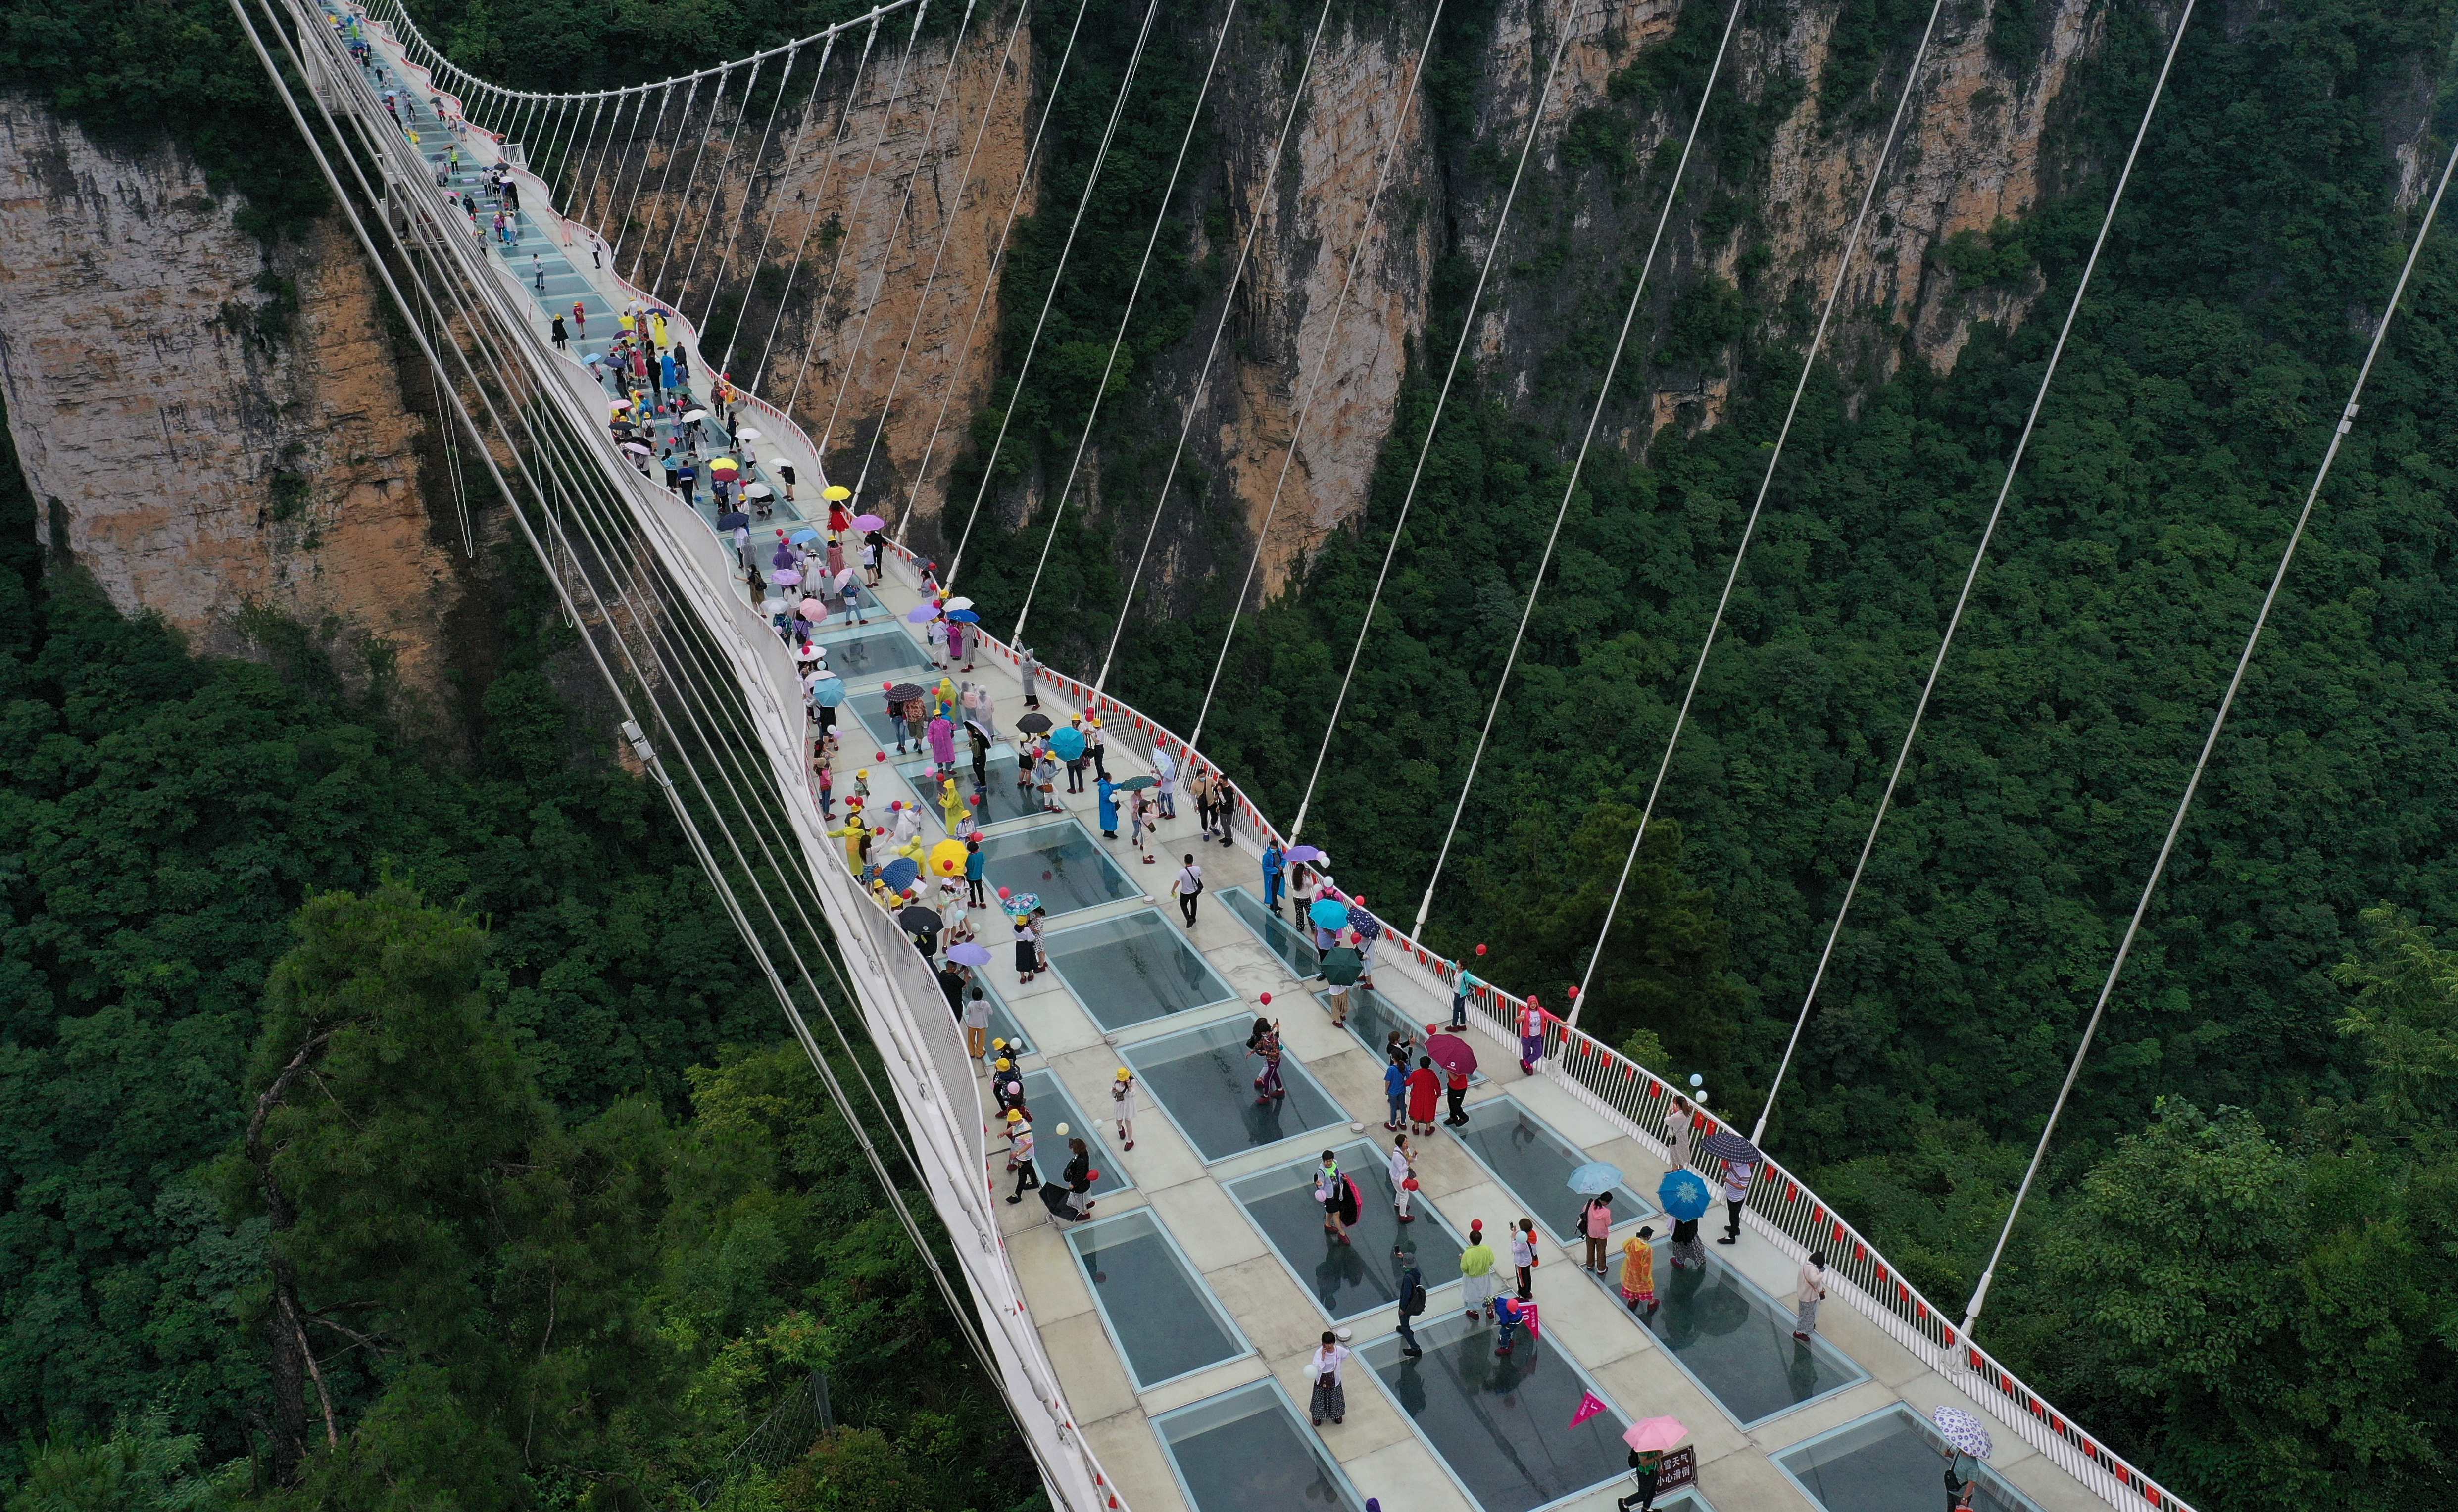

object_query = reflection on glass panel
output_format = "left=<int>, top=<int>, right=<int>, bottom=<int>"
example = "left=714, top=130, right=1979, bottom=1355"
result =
left=1218, top=885, right=1319, bottom=976
left=1124, top=1016, right=1345, bottom=1162
left=1581, top=1245, right=1865, bottom=1426
left=1361, top=1313, right=1632, bottom=1512
left=1068, top=1209, right=1245, bottom=1388
left=1153, top=1381, right=1365, bottom=1512
left=975, top=823, right=1140, bottom=919
left=1020, top=1071, right=1131, bottom=1197
left=1454, top=1097, right=1654, bottom=1243
left=1779, top=1407, right=2046, bottom=1512
left=1045, top=912, right=1238, bottom=1030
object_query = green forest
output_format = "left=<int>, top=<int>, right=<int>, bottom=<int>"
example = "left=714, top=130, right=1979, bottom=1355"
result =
left=5, top=0, right=2458, bottom=1506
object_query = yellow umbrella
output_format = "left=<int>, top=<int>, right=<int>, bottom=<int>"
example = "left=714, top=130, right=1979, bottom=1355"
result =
left=708, top=456, right=741, bottom=476
left=823, top=485, right=853, bottom=502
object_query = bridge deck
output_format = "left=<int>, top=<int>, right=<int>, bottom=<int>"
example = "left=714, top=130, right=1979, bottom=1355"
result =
left=346, top=29, right=2137, bottom=1512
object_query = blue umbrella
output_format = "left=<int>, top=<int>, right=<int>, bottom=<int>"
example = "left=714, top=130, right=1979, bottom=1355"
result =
left=809, top=676, right=846, bottom=707
left=879, top=857, right=921, bottom=890
left=1568, top=1161, right=1623, bottom=1196
left=1657, top=1168, right=1713, bottom=1221
left=946, top=608, right=981, bottom=623
left=1049, top=727, right=1086, bottom=761
left=790, top=526, right=822, bottom=542
left=1310, top=898, right=1349, bottom=930
left=1347, top=903, right=1382, bottom=942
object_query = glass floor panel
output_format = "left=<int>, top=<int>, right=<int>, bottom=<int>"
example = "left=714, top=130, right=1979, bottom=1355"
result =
left=1068, top=1209, right=1247, bottom=1389
left=1226, top=1140, right=1465, bottom=1320
left=1153, top=1380, right=1365, bottom=1512
left=1454, top=1096, right=1654, bottom=1243
left=1123, top=1015, right=1347, bottom=1162
left=1591, top=1245, right=1866, bottom=1427
left=1217, top=885, right=1319, bottom=976
left=1020, top=1070, right=1131, bottom=1197
left=1361, top=1311, right=1632, bottom=1512
left=897, top=748, right=1042, bottom=829
left=977, top=822, right=1141, bottom=920
left=1778, top=1406, right=2044, bottom=1512
left=1317, top=986, right=1488, bottom=1087
left=1044, top=911, right=1239, bottom=1030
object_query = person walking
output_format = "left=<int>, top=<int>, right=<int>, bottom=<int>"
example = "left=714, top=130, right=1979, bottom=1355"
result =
left=1668, top=1212, right=1706, bottom=1271
left=1943, top=1452, right=1977, bottom=1512
left=1152, top=746, right=1178, bottom=819
left=1443, top=1059, right=1471, bottom=1128
left=1620, top=1226, right=1659, bottom=1317
left=1408, top=1056, right=1441, bottom=1137
left=1135, top=790, right=1160, bottom=865
left=1111, top=1067, right=1137, bottom=1150
left=964, top=839, right=985, bottom=908
left=1064, top=720, right=1088, bottom=792
left=1261, top=838, right=1286, bottom=916
left=1493, top=1292, right=1531, bottom=1356
left=1793, top=1251, right=1829, bottom=1342
left=1247, top=1016, right=1285, bottom=1101
left=1315, top=1152, right=1357, bottom=1244
left=1581, top=1193, right=1614, bottom=1273
left=1511, top=1218, right=1539, bottom=1300
left=1451, top=971, right=1473, bottom=1031
left=1174, top=853, right=1203, bottom=926
left=531, top=253, right=545, bottom=292
left=1062, top=1136, right=1097, bottom=1217
left=1718, top=1158, right=1753, bottom=1246
left=1306, top=1332, right=1351, bottom=1427
left=1014, top=912, right=1043, bottom=985
left=1393, top=1248, right=1427, bottom=1359
left=550, top=313, right=567, bottom=349
left=1665, top=1096, right=1695, bottom=1173
left=1389, top=1135, right=1418, bottom=1223
left=1187, top=769, right=1214, bottom=839
left=1095, top=776, right=1121, bottom=839
left=1617, top=1448, right=1666, bottom=1512
left=1086, top=717, right=1107, bottom=780
left=1459, top=1221, right=1498, bottom=1320
left=928, top=711, right=957, bottom=779
left=1002, top=1110, right=1040, bottom=1204
left=962, top=986, right=991, bottom=1059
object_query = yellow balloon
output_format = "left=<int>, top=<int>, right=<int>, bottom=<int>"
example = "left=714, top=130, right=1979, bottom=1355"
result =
left=930, top=839, right=969, bottom=877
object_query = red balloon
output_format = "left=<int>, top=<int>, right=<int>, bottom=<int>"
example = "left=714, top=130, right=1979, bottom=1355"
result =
left=968, top=832, right=983, bottom=843
left=1567, top=985, right=1580, bottom=998
left=874, top=750, right=886, bottom=761
left=1259, top=992, right=1272, bottom=1006
left=1475, top=943, right=1489, bottom=956
left=971, top=793, right=983, bottom=805
left=998, top=887, right=1012, bottom=899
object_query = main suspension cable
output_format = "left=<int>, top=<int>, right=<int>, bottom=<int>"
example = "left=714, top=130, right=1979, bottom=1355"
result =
left=1751, top=0, right=2202, bottom=1146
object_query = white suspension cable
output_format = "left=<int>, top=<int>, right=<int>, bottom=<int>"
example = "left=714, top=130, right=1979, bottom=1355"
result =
left=610, top=84, right=677, bottom=258
left=650, top=64, right=737, bottom=298
left=1958, top=127, right=2458, bottom=1346
left=626, top=75, right=701, bottom=282
left=564, top=95, right=608, bottom=210
left=850, top=0, right=1035, bottom=503
left=817, top=0, right=984, bottom=458
left=677, top=54, right=773, bottom=306
left=750, top=19, right=883, bottom=390
left=1007, top=0, right=1250, bottom=644
left=1185, top=0, right=1578, bottom=758
left=718, top=31, right=839, bottom=375
left=1751, top=0, right=2202, bottom=1146
left=691, top=45, right=802, bottom=332
left=892, top=0, right=1095, bottom=538
left=942, top=0, right=1163, bottom=587
left=785, top=0, right=935, bottom=420
left=578, top=89, right=643, bottom=229
left=1400, top=0, right=1747, bottom=940
left=1091, top=0, right=1366, bottom=693
left=1563, top=0, right=1953, bottom=1028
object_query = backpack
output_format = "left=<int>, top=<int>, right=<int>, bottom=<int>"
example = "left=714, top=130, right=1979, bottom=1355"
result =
left=1399, top=1273, right=1426, bottom=1316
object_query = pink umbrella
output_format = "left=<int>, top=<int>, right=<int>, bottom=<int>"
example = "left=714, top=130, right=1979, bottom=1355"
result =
left=1623, top=1417, right=1687, bottom=1453
left=773, top=568, right=801, bottom=586
left=798, top=597, right=828, bottom=618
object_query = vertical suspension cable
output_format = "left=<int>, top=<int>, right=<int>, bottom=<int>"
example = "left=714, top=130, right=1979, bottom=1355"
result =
left=1007, top=0, right=1248, bottom=644
left=1955, top=129, right=2458, bottom=1346
left=892, top=0, right=1095, bottom=538
left=691, top=46, right=800, bottom=331
left=1397, top=0, right=1748, bottom=937
left=1091, top=0, right=1375, bottom=692
left=677, top=55, right=773, bottom=310
left=850, top=0, right=1035, bottom=503
left=1183, top=0, right=1582, bottom=756
left=1750, top=0, right=2203, bottom=1146
left=651, top=65, right=735, bottom=298
left=750, top=19, right=883, bottom=389
left=611, top=83, right=678, bottom=257
left=1562, top=0, right=1953, bottom=1027
left=579, top=89, right=640, bottom=228
left=562, top=96, right=608, bottom=212
left=941, top=0, right=1162, bottom=586
left=784, top=0, right=936, bottom=421
left=718, top=33, right=839, bottom=374
left=816, top=0, right=984, bottom=459
left=628, top=75, right=702, bottom=282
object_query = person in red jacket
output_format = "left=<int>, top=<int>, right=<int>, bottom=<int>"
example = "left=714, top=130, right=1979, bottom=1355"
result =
left=1407, top=1055, right=1441, bottom=1135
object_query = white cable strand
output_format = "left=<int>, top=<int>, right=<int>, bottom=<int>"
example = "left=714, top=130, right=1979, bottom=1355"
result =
left=1751, top=0, right=2202, bottom=1146
left=1185, top=0, right=1578, bottom=757
left=786, top=0, right=936, bottom=420
left=718, top=31, right=839, bottom=375
left=650, top=64, right=737, bottom=298
left=1564, top=0, right=1953, bottom=1026
left=678, top=54, right=774, bottom=307
left=577, top=89, right=639, bottom=225
left=942, top=0, right=1163, bottom=587
left=817, top=0, right=985, bottom=456
left=692, top=46, right=801, bottom=332
left=1007, top=0, right=1251, bottom=643
left=610, top=84, right=676, bottom=258
left=750, top=19, right=883, bottom=390
left=892, top=0, right=1096, bottom=538
left=626, top=74, right=701, bottom=281
left=850, top=0, right=1036, bottom=503
left=1957, top=125, right=2458, bottom=1345
left=1400, top=0, right=1747, bottom=938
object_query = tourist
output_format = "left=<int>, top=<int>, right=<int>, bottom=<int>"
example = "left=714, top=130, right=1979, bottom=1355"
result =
left=1135, top=789, right=1160, bottom=864
left=1794, top=1251, right=1829, bottom=1341
left=1388, top=1135, right=1418, bottom=1223
left=1173, top=853, right=1203, bottom=926
left=1064, top=720, right=1088, bottom=793
left=1382, top=1054, right=1408, bottom=1132
left=1493, top=1292, right=1530, bottom=1356
left=1580, top=1193, right=1614, bottom=1273
left=1062, top=1136, right=1096, bottom=1216
left=1943, top=1452, right=1977, bottom=1512
left=1013, top=911, right=1042, bottom=985
left=964, top=839, right=985, bottom=908
left=1719, top=1158, right=1753, bottom=1245
left=1213, top=776, right=1237, bottom=847
left=1668, top=1212, right=1706, bottom=1271
left=550, top=313, right=567, bottom=349
left=1306, top=1331, right=1350, bottom=1427
left=1665, top=1095, right=1695, bottom=1172
left=1152, top=745, right=1178, bottom=819
left=962, top=986, right=990, bottom=1059
left=1408, top=1055, right=1440, bottom=1137
left=1096, top=775, right=1121, bottom=839
left=1621, top=1226, right=1658, bottom=1317
left=1037, top=1180, right=1090, bottom=1224
left=1443, top=1058, right=1471, bottom=1128
left=1111, top=1067, right=1136, bottom=1150
left=1618, top=1448, right=1666, bottom=1512
left=1316, top=1151, right=1357, bottom=1244
left=1188, top=769, right=1215, bottom=838
left=1034, top=747, right=1062, bottom=814
left=1261, top=837, right=1286, bottom=916
left=1393, top=1248, right=1426, bottom=1359
left=1511, top=1218, right=1539, bottom=1300
left=1247, top=1016, right=1285, bottom=1101
left=1459, top=1221, right=1498, bottom=1320
left=1519, top=995, right=1547, bottom=1073
left=1002, top=1110, right=1039, bottom=1204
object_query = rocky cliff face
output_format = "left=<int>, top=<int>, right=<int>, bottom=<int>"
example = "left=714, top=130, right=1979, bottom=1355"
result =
left=0, top=93, right=471, bottom=702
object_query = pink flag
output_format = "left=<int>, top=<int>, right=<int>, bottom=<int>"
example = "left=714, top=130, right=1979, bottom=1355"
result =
left=1569, top=1390, right=1609, bottom=1430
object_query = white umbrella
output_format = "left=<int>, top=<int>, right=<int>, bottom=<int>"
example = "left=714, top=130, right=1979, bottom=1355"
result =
left=794, top=643, right=826, bottom=663
left=620, top=441, right=651, bottom=456
left=735, top=427, right=762, bottom=440
left=742, top=482, right=773, bottom=498
left=682, top=407, right=709, bottom=422
left=1932, top=1406, right=1993, bottom=1459
left=943, top=595, right=975, bottom=612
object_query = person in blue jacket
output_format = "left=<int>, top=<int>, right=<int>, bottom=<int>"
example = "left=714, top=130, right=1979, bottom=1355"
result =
left=1096, top=776, right=1121, bottom=839
left=1261, top=838, right=1287, bottom=916
left=1383, top=1054, right=1409, bottom=1131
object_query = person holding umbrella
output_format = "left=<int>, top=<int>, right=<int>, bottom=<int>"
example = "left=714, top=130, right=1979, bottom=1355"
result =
left=1932, top=1407, right=1991, bottom=1510
left=1657, top=1168, right=1713, bottom=1270
left=1246, top=1012, right=1285, bottom=1101
left=1699, top=1128, right=1761, bottom=1245
left=1459, top=1220, right=1498, bottom=1320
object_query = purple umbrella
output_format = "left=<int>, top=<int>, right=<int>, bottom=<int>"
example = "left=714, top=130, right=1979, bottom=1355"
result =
left=1286, top=844, right=1327, bottom=864
left=853, top=513, right=886, bottom=531
left=1426, top=1034, right=1477, bottom=1076
left=906, top=603, right=942, bottom=623
left=773, top=568, right=801, bottom=586
left=947, top=942, right=993, bottom=966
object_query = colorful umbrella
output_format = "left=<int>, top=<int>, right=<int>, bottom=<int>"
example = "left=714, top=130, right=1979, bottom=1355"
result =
left=798, top=596, right=829, bottom=618
left=773, top=569, right=801, bottom=586
left=946, top=608, right=981, bottom=623
left=742, top=481, right=773, bottom=498
left=1568, top=1161, right=1623, bottom=1196
left=1116, top=775, right=1157, bottom=791
left=824, top=484, right=853, bottom=501
left=790, top=526, right=823, bottom=542
left=943, top=595, right=975, bottom=611
left=948, top=942, right=993, bottom=967
left=1932, top=1406, right=1993, bottom=1459
left=896, top=903, right=941, bottom=933
left=735, top=426, right=762, bottom=440
left=682, top=407, right=709, bottom=422
left=1657, top=1169, right=1713, bottom=1221
left=717, top=511, right=751, bottom=530
left=878, top=857, right=921, bottom=890
left=1000, top=892, right=1041, bottom=919
left=1623, top=1417, right=1687, bottom=1454
left=1698, top=1129, right=1761, bottom=1165
left=853, top=513, right=886, bottom=531
left=809, top=677, right=846, bottom=705
left=1347, top=903, right=1382, bottom=942
left=709, top=456, right=741, bottom=476
left=773, top=544, right=797, bottom=568
left=1309, top=899, right=1349, bottom=929
left=906, top=603, right=942, bottom=623
left=884, top=683, right=925, bottom=702
left=1425, top=1034, right=1477, bottom=1076
left=1049, top=727, right=1086, bottom=761
left=1286, top=844, right=1327, bottom=864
